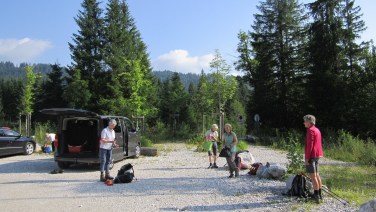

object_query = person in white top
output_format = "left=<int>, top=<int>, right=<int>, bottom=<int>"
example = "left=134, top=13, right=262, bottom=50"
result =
left=99, top=119, right=118, bottom=182
left=205, top=124, right=219, bottom=168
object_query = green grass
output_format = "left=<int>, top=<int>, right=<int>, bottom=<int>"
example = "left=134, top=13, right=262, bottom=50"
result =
left=324, top=130, right=376, bottom=166
left=320, top=165, right=376, bottom=206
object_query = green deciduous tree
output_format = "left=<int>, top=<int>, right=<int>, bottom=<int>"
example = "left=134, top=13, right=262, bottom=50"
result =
left=210, top=50, right=238, bottom=114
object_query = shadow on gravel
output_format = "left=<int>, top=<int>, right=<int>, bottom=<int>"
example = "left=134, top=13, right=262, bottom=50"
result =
left=160, top=202, right=278, bottom=211
left=0, top=158, right=55, bottom=173
left=0, top=157, right=99, bottom=174
left=0, top=179, right=90, bottom=185
left=70, top=176, right=285, bottom=199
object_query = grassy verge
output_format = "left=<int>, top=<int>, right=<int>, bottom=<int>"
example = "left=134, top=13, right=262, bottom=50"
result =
left=320, top=165, right=376, bottom=206
left=255, top=129, right=376, bottom=206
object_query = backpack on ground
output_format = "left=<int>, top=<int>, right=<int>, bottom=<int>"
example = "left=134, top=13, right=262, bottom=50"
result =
left=114, top=163, right=135, bottom=184
left=248, top=162, right=263, bottom=175
left=287, top=174, right=313, bottom=198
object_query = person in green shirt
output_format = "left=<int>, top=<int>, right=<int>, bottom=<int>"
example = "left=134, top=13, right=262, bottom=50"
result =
left=222, top=123, right=239, bottom=178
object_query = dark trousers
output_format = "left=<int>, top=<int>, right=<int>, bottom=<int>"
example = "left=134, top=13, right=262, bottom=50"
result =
left=226, top=153, right=238, bottom=175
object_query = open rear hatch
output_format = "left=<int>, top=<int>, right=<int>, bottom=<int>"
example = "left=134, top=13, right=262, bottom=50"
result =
left=40, top=108, right=100, bottom=160
left=40, top=108, right=99, bottom=117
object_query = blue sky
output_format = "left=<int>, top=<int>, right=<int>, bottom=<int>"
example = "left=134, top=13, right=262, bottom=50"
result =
left=0, top=0, right=375, bottom=74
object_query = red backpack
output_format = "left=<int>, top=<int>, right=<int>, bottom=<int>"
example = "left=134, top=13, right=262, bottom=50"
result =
left=248, top=162, right=263, bottom=175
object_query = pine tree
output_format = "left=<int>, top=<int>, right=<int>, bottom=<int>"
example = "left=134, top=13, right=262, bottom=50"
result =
left=63, top=70, right=92, bottom=109
left=0, top=79, right=24, bottom=122
left=68, top=0, right=104, bottom=111
left=38, top=64, right=66, bottom=109
left=238, top=0, right=307, bottom=128
left=103, top=0, right=157, bottom=117
left=307, top=0, right=346, bottom=128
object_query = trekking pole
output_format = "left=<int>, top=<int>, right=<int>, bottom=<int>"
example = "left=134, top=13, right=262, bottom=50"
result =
left=321, top=185, right=348, bottom=206
left=301, top=173, right=348, bottom=206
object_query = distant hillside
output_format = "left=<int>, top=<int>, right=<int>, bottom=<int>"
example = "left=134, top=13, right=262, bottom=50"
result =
left=152, top=70, right=202, bottom=89
left=0, top=61, right=52, bottom=78
left=0, top=62, right=202, bottom=89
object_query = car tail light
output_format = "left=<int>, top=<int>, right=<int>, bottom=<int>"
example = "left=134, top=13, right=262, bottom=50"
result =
left=54, top=134, right=58, bottom=148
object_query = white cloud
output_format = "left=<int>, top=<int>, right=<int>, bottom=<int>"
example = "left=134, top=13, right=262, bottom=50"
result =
left=152, top=49, right=214, bottom=74
left=0, top=38, right=52, bottom=64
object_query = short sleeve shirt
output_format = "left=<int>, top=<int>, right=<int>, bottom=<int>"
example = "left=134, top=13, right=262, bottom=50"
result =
left=223, top=132, right=237, bottom=152
left=205, top=130, right=218, bottom=142
left=100, top=127, right=115, bottom=150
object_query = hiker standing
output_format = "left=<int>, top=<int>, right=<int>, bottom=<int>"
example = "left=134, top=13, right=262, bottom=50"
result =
left=99, top=119, right=118, bottom=182
left=303, top=115, right=323, bottom=203
left=222, top=123, right=239, bottom=178
left=206, top=124, right=219, bottom=168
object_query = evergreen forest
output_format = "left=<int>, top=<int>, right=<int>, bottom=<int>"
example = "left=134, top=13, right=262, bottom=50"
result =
left=1, top=0, right=376, bottom=143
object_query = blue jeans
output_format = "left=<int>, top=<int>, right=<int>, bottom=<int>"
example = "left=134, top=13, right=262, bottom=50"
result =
left=99, top=148, right=112, bottom=172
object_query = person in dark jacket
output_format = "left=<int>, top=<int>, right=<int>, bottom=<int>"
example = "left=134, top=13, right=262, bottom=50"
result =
left=303, top=115, right=323, bottom=203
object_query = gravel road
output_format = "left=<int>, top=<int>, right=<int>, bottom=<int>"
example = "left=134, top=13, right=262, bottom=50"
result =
left=0, top=143, right=358, bottom=212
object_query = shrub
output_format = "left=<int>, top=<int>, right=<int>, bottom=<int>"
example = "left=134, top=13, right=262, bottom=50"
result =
left=237, top=140, right=249, bottom=151
left=140, top=136, right=153, bottom=147
left=286, top=133, right=305, bottom=174
left=186, top=135, right=205, bottom=152
left=33, top=122, right=55, bottom=145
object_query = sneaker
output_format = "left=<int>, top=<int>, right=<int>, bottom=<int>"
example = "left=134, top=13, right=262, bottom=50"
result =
left=100, top=173, right=106, bottom=182
left=208, top=163, right=213, bottom=169
left=212, top=163, right=219, bottom=168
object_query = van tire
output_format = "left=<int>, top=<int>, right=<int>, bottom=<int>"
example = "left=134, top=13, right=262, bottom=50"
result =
left=133, top=145, right=141, bottom=158
left=57, top=162, right=71, bottom=169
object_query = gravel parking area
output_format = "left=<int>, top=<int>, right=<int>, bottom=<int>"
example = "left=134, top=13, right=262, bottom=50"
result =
left=0, top=143, right=358, bottom=212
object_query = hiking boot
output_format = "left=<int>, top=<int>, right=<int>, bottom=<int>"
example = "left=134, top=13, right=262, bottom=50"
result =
left=228, top=173, right=234, bottom=178
left=208, top=163, right=213, bottom=169
left=105, top=172, right=114, bottom=180
left=212, top=163, right=219, bottom=168
left=100, top=173, right=106, bottom=182
left=311, top=191, right=320, bottom=204
left=235, top=168, right=239, bottom=177
left=319, top=189, right=323, bottom=201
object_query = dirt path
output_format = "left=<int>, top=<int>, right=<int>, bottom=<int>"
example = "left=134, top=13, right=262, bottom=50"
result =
left=0, top=143, right=357, bottom=212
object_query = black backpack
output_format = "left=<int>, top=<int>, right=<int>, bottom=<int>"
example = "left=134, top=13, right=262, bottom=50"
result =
left=114, top=163, right=135, bottom=184
left=289, top=174, right=310, bottom=198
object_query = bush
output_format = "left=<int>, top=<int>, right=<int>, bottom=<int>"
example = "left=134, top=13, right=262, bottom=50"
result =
left=33, top=122, right=55, bottom=145
left=186, top=135, right=205, bottom=152
left=140, top=136, right=153, bottom=147
left=237, top=140, right=249, bottom=151
left=286, top=133, right=305, bottom=174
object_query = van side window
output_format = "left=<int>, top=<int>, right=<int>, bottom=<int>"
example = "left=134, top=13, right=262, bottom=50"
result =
left=124, top=118, right=135, bottom=132
left=114, top=118, right=122, bottom=133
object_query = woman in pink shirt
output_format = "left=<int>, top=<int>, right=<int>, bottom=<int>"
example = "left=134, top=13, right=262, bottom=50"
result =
left=304, top=115, right=323, bottom=203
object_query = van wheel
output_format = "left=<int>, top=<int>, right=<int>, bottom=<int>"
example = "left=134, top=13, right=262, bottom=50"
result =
left=24, top=142, right=34, bottom=155
left=57, top=162, right=71, bottom=169
left=134, top=145, right=140, bottom=158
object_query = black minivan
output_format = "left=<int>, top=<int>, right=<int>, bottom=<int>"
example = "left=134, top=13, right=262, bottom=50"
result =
left=41, top=108, right=141, bottom=169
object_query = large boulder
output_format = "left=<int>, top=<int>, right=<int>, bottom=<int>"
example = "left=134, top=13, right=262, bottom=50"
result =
left=140, top=147, right=158, bottom=156
left=359, top=199, right=376, bottom=212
